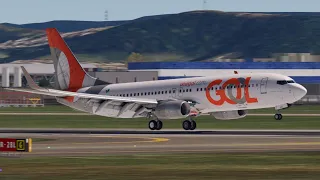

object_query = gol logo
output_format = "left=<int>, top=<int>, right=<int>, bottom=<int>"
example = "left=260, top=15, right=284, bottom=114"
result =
left=206, top=77, right=258, bottom=106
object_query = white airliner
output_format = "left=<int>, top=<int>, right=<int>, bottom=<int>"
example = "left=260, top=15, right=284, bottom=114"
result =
left=6, top=28, right=307, bottom=130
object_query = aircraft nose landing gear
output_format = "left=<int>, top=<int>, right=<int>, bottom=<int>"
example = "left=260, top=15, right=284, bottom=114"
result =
left=274, top=113, right=283, bottom=120
left=274, top=104, right=290, bottom=120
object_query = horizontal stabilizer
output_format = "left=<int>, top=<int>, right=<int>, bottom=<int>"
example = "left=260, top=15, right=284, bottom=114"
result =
left=5, top=66, right=158, bottom=104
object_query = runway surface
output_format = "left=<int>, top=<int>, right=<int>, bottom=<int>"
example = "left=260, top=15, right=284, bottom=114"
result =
left=1, top=129, right=320, bottom=157
left=2, top=128, right=320, bottom=135
left=1, top=113, right=320, bottom=116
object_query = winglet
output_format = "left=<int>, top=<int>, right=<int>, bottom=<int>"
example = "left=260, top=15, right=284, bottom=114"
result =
left=21, top=66, right=43, bottom=90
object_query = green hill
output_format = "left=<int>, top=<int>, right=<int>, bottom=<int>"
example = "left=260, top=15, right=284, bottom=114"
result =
left=0, top=24, right=44, bottom=43
left=2, top=20, right=126, bottom=33
left=2, top=11, right=320, bottom=63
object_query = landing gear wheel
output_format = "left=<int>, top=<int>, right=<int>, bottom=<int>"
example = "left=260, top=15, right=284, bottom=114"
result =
left=182, top=120, right=191, bottom=130
left=274, top=114, right=283, bottom=120
left=149, top=120, right=157, bottom=130
left=190, top=120, right=197, bottom=130
left=155, top=120, right=163, bottom=130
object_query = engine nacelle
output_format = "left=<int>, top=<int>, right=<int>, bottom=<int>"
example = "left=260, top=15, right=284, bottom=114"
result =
left=154, top=100, right=191, bottom=119
left=210, top=110, right=248, bottom=120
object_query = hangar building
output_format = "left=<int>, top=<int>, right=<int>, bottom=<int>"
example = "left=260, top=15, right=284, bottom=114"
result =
left=0, top=63, right=157, bottom=106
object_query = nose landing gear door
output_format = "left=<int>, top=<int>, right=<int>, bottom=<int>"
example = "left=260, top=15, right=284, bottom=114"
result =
left=260, top=78, right=268, bottom=94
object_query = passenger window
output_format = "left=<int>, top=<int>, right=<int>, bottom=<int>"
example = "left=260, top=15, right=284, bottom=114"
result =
left=197, top=88, right=199, bottom=91
left=186, top=89, right=188, bottom=92
left=169, top=90, right=172, bottom=93
left=200, top=88, right=202, bottom=91
left=190, top=89, right=192, bottom=92
left=165, top=91, right=167, bottom=94
left=173, top=90, right=176, bottom=93
left=158, top=91, right=161, bottom=94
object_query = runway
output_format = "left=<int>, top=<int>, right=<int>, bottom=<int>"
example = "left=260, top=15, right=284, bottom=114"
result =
left=1, top=129, right=320, bottom=157
left=2, top=128, right=320, bottom=135
left=1, top=113, right=320, bottom=116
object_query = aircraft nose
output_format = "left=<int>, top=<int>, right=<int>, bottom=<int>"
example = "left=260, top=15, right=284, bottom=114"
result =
left=293, top=84, right=307, bottom=100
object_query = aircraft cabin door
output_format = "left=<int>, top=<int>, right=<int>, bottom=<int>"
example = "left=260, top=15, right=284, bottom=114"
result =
left=171, top=88, right=178, bottom=99
left=178, top=87, right=184, bottom=97
left=260, top=77, right=268, bottom=94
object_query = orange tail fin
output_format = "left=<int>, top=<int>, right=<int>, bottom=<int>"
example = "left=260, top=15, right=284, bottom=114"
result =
left=46, top=28, right=108, bottom=91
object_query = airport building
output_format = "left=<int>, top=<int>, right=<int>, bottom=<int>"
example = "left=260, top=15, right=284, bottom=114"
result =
left=0, top=63, right=157, bottom=106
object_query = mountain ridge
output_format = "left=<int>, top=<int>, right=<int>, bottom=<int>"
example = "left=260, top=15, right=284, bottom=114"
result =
left=1, top=11, right=320, bottom=63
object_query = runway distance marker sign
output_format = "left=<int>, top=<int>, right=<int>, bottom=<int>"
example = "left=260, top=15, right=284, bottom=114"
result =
left=0, top=138, right=32, bottom=152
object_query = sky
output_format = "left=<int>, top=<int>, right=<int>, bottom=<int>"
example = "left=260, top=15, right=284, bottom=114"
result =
left=0, top=0, right=320, bottom=24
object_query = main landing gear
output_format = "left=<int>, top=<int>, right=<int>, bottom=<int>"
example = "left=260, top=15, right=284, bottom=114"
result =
left=147, top=113, right=197, bottom=131
left=148, top=120, right=163, bottom=130
left=182, top=117, right=197, bottom=130
left=147, top=113, right=163, bottom=130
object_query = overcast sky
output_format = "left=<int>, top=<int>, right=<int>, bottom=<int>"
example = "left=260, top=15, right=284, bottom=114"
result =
left=1, top=0, right=320, bottom=24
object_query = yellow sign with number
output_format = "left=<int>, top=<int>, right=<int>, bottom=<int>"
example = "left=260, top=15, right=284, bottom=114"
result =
left=16, top=140, right=25, bottom=151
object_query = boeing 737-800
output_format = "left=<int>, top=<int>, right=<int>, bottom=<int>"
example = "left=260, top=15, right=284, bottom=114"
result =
left=6, top=28, right=307, bottom=130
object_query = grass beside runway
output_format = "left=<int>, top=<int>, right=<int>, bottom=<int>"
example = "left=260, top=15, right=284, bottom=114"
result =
left=0, top=105, right=81, bottom=113
left=1, top=114, right=320, bottom=129
left=1, top=152, right=320, bottom=180
left=0, top=104, right=319, bottom=114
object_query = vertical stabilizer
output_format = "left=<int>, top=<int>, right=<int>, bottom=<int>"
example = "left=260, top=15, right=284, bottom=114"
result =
left=46, top=28, right=108, bottom=91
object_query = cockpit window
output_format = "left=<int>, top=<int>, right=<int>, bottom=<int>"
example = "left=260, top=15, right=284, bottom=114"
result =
left=277, top=80, right=287, bottom=85
left=277, top=80, right=295, bottom=85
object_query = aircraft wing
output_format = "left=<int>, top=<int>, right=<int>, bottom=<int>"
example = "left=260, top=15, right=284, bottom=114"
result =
left=4, top=66, right=158, bottom=105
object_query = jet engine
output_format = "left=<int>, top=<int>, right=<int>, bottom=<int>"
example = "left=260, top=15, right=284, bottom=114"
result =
left=154, top=100, right=191, bottom=119
left=210, top=110, right=248, bottom=120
